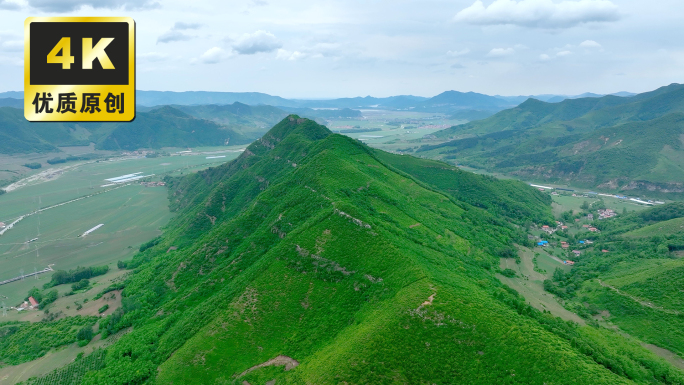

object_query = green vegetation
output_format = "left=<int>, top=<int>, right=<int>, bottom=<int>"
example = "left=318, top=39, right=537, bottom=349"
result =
left=0, top=317, right=97, bottom=366
left=23, top=162, right=42, bottom=169
left=539, top=202, right=684, bottom=355
left=44, top=266, right=109, bottom=289
left=25, top=349, right=107, bottom=385
left=71, top=279, right=90, bottom=292
left=3, top=115, right=684, bottom=384
left=0, top=106, right=251, bottom=155
left=419, top=84, right=684, bottom=196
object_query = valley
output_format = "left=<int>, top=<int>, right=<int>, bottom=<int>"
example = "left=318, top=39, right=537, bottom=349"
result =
left=1, top=87, right=684, bottom=385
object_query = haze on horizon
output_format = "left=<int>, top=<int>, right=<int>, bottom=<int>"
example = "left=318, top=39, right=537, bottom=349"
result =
left=0, top=0, right=682, bottom=98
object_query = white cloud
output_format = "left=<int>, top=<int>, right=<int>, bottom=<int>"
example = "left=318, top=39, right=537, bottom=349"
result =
left=193, top=47, right=232, bottom=64
left=139, top=52, right=170, bottom=62
left=556, top=50, right=573, bottom=56
left=579, top=40, right=602, bottom=48
left=157, top=30, right=193, bottom=44
left=0, top=40, right=22, bottom=52
left=276, top=49, right=307, bottom=61
left=157, top=22, right=202, bottom=44
left=454, top=0, right=620, bottom=29
left=174, top=22, right=201, bottom=30
left=231, top=31, right=282, bottom=55
left=0, top=0, right=20, bottom=10
left=487, top=47, right=515, bottom=57
left=275, top=42, right=343, bottom=61
left=539, top=53, right=551, bottom=60
left=446, top=48, right=470, bottom=57
left=27, top=0, right=159, bottom=12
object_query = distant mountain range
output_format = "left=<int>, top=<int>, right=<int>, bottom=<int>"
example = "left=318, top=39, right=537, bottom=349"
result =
left=0, top=89, right=636, bottom=112
left=415, top=83, right=684, bottom=195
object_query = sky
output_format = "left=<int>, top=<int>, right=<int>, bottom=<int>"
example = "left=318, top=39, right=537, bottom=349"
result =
left=0, top=0, right=682, bottom=98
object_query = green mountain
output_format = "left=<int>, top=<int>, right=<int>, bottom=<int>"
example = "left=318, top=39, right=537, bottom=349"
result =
left=0, top=107, right=89, bottom=154
left=413, top=90, right=514, bottom=112
left=0, top=98, right=22, bottom=108
left=96, top=106, right=250, bottom=151
left=0, top=106, right=250, bottom=154
left=164, top=102, right=290, bottom=139
left=417, top=84, right=684, bottom=195
left=16, top=116, right=684, bottom=385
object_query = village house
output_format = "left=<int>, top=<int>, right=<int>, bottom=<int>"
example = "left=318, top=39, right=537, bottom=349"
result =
left=563, top=260, right=575, bottom=265
left=0, top=222, right=5, bottom=228
left=589, top=227, right=598, bottom=232
left=572, top=250, right=581, bottom=256
left=587, top=213, right=594, bottom=220
left=561, top=242, right=569, bottom=249
left=602, top=249, right=609, bottom=253
left=28, top=296, right=39, bottom=308
left=598, top=209, right=617, bottom=220
left=561, top=225, right=568, bottom=230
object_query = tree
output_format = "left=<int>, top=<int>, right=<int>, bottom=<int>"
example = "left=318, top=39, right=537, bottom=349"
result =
left=553, top=267, right=565, bottom=282
left=581, top=201, right=590, bottom=210
left=77, top=326, right=93, bottom=341
left=27, top=287, right=43, bottom=303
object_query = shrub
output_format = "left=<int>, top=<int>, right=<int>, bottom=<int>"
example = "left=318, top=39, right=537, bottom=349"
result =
left=23, top=162, right=42, bottom=169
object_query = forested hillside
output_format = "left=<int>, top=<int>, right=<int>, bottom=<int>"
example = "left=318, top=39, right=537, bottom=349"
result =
left=12, top=116, right=683, bottom=385
left=417, top=84, right=684, bottom=194
left=0, top=106, right=250, bottom=154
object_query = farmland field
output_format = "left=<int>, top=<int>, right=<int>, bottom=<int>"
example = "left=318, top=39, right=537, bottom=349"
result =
left=327, top=110, right=466, bottom=152
left=0, top=148, right=243, bottom=307
left=497, top=246, right=582, bottom=324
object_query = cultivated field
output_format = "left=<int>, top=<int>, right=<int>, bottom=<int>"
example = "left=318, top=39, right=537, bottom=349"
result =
left=0, top=148, right=242, bottom=306
left=327, top=110, right=466, bottom=152
left=497, top=246, right=583, bottom=324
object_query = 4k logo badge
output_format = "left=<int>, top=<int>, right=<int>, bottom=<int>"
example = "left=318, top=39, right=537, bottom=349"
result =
left=24, top=17, right=135, bottom=122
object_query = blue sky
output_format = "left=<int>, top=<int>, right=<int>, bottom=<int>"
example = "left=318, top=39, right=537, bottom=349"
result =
left=0, top=0, right=682, bottom=98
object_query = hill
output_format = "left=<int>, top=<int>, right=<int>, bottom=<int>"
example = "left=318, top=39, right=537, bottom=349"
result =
left=169, top=102, right=290, bottom=139
left=0, top=106, right=251, bottom=154
left=13, top=116, right=684, bottom=385
left=0, top=107, right=89, bottom=154
left=413, top=90, right=514, bottom=112
left=96, top=106, right=250, bottom=151
left=0, top=98, right=22, bottom=108
left=417, top=84, right=684, bottom=195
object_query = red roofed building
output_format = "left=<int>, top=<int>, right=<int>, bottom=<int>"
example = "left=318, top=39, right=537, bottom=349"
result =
left=572, top=250, right=581, bottom=256
left=602, top=249, right=609, bottom=253
left=28, top=296, right=39, bottom=307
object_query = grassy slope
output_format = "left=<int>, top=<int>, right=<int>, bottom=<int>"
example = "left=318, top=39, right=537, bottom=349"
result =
left=47, top=117, right=679, bottom=385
